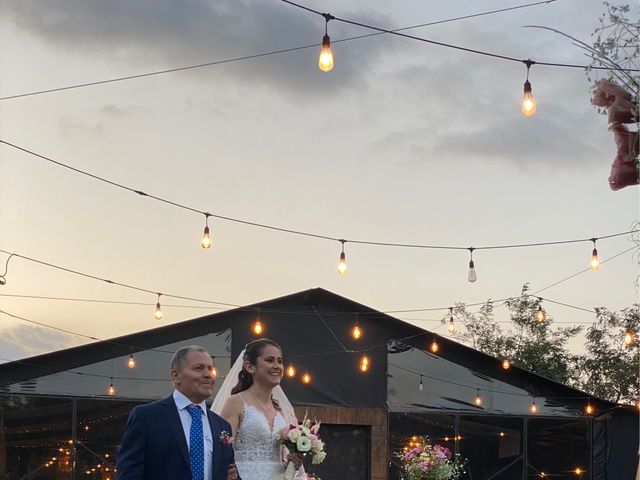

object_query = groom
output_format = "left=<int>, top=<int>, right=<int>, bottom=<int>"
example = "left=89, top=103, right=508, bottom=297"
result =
left=117, top=345, right=239, bottom=480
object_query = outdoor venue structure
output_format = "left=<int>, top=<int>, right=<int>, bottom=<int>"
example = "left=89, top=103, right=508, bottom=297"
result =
left=0, top=288, right=637, bottom=480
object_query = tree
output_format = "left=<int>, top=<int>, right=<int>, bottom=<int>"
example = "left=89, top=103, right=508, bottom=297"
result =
left=576, top=304, right=639, bottom=404
left=454, top=284, right=582, bottom=385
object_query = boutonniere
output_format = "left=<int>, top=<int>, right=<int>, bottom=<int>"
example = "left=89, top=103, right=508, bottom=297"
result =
left=219, top=430, right=233, bottom=446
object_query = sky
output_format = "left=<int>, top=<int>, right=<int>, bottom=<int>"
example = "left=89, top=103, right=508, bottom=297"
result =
left=0, top=0, right=638, bottom=361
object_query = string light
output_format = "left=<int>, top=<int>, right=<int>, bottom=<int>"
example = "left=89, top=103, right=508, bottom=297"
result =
left=154, top=294, right=163, bottom=320
left=502, top=358, right=511, bottom=370
left=252, top=310, right=263, bottom=335
left=430, top=337, right=439, bottom=353
left=474, top=389, right=482, bottom=406
left=467, top=247, right=477, bottom=283
left=127, top=354, right=136, bottom=369
left=286, top=365, right=296, bottom=377
left=574, top=467, right=584, bottom=476
left=212, top=365, right=217, bottom=378
left=337, top=240, right=347, bottom=275
left=585, top=401, right=594, bottom=415
left=536, top=298, right=546, bottom=323
left=200, top=214, right=212, bottom=249
left=419, top=375, right=424, bottom=391
left=624, top=331, right=635, bottom=345
left=590, top=238, right=600, bottom=270
left=302, top=372, right=311, bottom=384
left=521, top=59, right=537, bottom=116
left=359, top=354, right=370, bottom=372
left=447, top=307, right=455, bottom=334
left=318, top=13, right=335, bottom=72
left=107, top=378, right=116, bottom=396
left=530, top=397, right=538, bottom=413
left=351, top=314, right=362, bottom=339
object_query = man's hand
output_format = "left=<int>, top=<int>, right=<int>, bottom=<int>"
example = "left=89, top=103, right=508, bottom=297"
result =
left=227, top=463, right=238, bottom=480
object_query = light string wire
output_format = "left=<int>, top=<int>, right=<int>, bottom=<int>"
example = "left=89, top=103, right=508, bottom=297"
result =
left=0, top=0, right=564, bottom=102
left=1, top=139, right=637, bottom=252
left=280, top=0, right=640, bottom=72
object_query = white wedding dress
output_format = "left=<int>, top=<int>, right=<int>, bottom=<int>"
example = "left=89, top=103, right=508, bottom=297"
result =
left=234, top=402, right=288, bottom=480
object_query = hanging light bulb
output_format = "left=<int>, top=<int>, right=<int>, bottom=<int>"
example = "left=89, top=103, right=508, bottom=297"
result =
left=447, top=307, right=455, bottom=334
left=107, top=379, right=116, bottom=396
left=521, top=60, right=537, bottom=117
left=302, top=372, right=311, bottom=384
left=474, top=389, right=482, bottom=406
left=200, top=214, right=212, bottom=249
left=585, top=401, right=594, bottom=415
left=590, top=238, right=600, bottom=270
left=430, top=338, right=439, bottom=353
left=352, top=314, right=362, bottom=339
left=530, top=398, right=538, bottom=413
left=318, top=13, right=335, bottom=72
left=359, top=355, right=370, bottom=372
left=337, top=240, right=347, bottom=275
left=212, top=365, right=217, bottom=378
left=154, top=294, right=163, bottom=320
left=287, top=365, right=296, bottom=378
left=624, top=331, right=635, bottom=345
left=502, top=358, right=511, bottom=370
left=574, top=467, right=583, bottom=475
left=419, top=375, right=424, bottom=391
left=253, top=310, right=263, bottom=335
left=536, top=298, right=545, bottom=323
left=127, top=354, right=136, bottom=369
left=467, top=247, right=477, bottom=283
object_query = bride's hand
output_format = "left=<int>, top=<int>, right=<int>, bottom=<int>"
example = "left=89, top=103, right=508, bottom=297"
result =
left=287, top=452, right=304, bottom=469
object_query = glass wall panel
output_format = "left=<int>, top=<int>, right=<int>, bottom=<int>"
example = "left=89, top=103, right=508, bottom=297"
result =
left=5, top=330, right=231, bottom=400
left=0, top=395, right=73, bottom=480
left=388, top=346, right=582, bottom=417
left=460, top=415, right=523, bottom=480
left=527, top=418, right=590, bottom=480
left=389, top=413, right=456, bottom=480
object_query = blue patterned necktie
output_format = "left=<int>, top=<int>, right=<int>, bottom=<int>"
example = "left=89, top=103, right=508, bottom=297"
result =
left=186, top=404, right=205, bottom=480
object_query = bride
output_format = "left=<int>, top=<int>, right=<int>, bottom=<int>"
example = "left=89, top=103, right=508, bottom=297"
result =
left=212, top=338, right=305, bottom=480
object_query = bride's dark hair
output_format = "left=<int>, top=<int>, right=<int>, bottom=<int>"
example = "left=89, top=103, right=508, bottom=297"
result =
left=231, top=338, right=282, bottom=409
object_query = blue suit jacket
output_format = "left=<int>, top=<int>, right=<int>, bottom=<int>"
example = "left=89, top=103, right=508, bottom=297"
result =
left=116, top=395, right=237, bottom=480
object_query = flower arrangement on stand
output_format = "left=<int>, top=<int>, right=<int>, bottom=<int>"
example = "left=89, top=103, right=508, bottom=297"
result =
left=397, top=436, right=465, bottom=480
left=278, top=414, right=326, bottom=480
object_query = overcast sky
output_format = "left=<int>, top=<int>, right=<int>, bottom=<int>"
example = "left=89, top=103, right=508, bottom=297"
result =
left=0, top=0, right=638, bottom=361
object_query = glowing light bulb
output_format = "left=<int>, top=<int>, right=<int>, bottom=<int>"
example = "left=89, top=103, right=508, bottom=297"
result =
left=319, top=34, right=334, bottom=72
left=253, top=320, right=263, bottom=335
left=575, top=467, right=583, bottom=475
left=154, top=295, right=163, bottom=320
left=521, top=85, right=536, bottom=116
left=430, top=339, right=439, bottom=353
left=352, top=319, right=362, bottom=339
left=585, top=402, right=594, bottom=415
left=624, top=331, right=634, bottom=345
left=337, top=242, right=347, bottom=275
left=499, top=432, right=505, bottom=437
left=302, top=372, right=311, bottom=384
left=212, top=365, right=217, bottom=377
left=287, top=365, right=296, bottom=377
left=360, top=355, right=370, bottom=372
left=419, top=376, right=424, bottom=391
left=108, top=380, right=116, bottom=396
left=530, top=399, right=537, bottom=413
left=536, top=305, right=545, bottom=323
left=448, top=309, right=455, bottom=334
left=590, top=239, right=600, bottom=270
left=127, top=354, right=136, bottom=369
left=502, top=359, right=511, bottom=370
left=475, top=390, right=482, bottom=406
left=200, top=225, right=212, bottom=249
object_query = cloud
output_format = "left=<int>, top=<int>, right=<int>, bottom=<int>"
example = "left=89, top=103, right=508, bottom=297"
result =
left=0, top=0, right=395, bottom=96
left=0, top=324, right=81, bottom=362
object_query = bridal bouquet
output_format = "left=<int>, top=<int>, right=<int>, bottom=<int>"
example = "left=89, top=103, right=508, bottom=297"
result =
left=278, top=415, right=326, bottom=480
left=398, top=436, right=465, bottom=480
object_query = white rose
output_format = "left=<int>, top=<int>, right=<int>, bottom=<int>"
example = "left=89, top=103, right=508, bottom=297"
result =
left=287, top=428, right=301, bottom=443
left=296, top=436, right=312, bottom=452
left=312, top=450, right=327, bottom=464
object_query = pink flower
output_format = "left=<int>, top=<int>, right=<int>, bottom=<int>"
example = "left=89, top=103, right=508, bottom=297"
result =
left=310, top=422, right=321, bottom=435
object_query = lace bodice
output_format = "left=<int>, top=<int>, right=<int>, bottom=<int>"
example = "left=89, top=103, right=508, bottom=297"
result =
left=234, top=404, right=287, bottom=479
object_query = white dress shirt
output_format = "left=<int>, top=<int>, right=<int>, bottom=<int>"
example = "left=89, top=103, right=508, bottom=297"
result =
left=173, top=390, right=214, bottom=480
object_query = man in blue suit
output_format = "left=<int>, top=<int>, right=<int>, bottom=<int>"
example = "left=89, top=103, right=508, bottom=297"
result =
left=117, top=345, right=239, bottom=480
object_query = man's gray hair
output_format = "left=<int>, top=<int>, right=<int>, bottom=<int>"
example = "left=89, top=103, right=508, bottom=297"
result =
left=170, top=345, right=209, bottom=372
